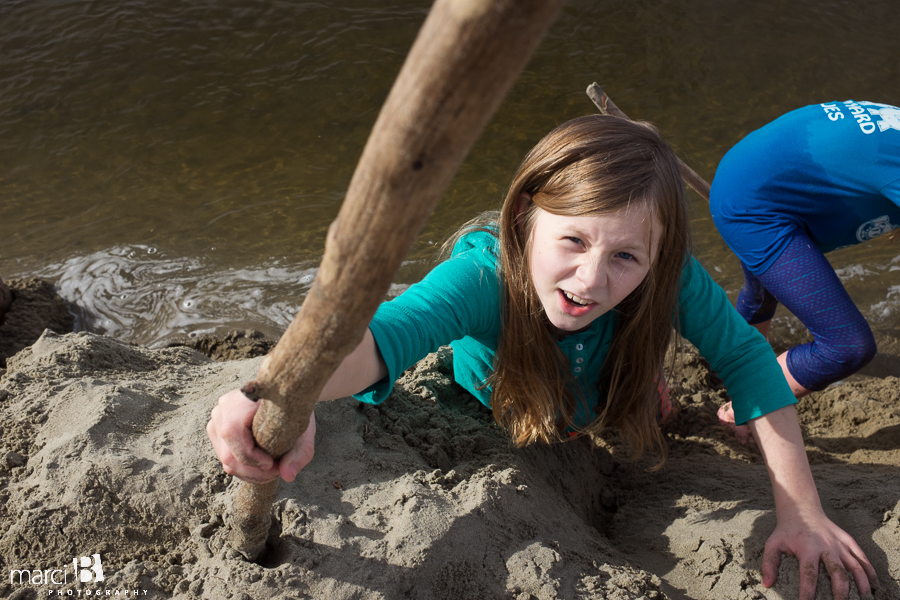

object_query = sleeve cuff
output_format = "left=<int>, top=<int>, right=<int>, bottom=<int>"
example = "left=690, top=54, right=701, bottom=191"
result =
left=352, top=320, right=398, bottom=405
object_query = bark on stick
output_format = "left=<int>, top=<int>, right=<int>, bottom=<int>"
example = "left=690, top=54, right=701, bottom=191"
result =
left=586, top=82, right=712, bottom=200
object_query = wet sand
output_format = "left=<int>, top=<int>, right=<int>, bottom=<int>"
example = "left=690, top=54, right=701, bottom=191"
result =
left=0, top=280, right=898, bottom=600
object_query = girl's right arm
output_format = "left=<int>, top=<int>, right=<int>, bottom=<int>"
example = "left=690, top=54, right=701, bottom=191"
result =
left=206, top=328, right=387, bottom=484
left=209, top=229, right=501, bottom=483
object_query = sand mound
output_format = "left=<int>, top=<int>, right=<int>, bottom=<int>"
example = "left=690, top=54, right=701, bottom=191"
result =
left=608, top=345, right=900, bottom=600
left=0, top=306, right=897, bottom=599
left=0, top=332, right=665, bottom=599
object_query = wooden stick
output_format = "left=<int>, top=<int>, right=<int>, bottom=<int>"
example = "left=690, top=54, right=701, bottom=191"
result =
left=586, top=82, right=711, bottom=201
left=228, top=0, right=567, bottom=560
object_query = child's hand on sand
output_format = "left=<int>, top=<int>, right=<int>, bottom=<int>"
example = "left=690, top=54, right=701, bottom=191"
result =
left=762, top=503, right=879, bottom=600
left=716, top=401, right=757, bottom=446
left=207, top=389, right=316, bottom=484
left=749, top=405, right=878, bottom=600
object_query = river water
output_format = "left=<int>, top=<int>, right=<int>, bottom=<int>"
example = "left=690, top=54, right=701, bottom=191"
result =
left=1, top=0, right=899, bottom=347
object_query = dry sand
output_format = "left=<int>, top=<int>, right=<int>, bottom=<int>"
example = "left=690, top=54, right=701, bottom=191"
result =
left=0, top=279, right=897, bottom=600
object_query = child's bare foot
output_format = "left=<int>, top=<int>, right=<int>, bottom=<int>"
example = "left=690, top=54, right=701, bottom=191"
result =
left=717, top=401, right=756, bottom=446
left=0, top=276, right=11, bottom=323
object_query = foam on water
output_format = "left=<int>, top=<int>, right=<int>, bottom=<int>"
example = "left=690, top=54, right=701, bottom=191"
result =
left=35, top=244, right=900, bottom=351
left=37, top=245, right=414, bottom=348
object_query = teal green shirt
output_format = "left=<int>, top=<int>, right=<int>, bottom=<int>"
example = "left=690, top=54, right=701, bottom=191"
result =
left=356, top=229, right=796, bottom=425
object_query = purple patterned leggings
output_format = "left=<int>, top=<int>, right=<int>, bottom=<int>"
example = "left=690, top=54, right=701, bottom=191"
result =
left=736, top=230, right=877, bottom=391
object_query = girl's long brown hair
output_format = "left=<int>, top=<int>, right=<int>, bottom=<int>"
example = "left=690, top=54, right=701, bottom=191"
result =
left=488, top=115, right=691, bottom=465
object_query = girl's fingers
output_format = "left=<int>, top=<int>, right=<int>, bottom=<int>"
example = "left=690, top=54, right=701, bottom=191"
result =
left=849, top=544, right=879, bottom=592
left=716, top=401, right=735, bottom=423
left=758, top=508, right=878, bottom=599
left=843, top=545, right=877, bottom=597
left=716, top=401, right=757, bottom=446
left=280, top=412, right=317, bottom=483
left=797, top=556, right=822, bottom=600
left=829, top=528, right=877, bottom=597
left=223, top=462, right=280, bottom=485
left=821, top=551, right=851, bottom=600
left=223, top=413, right=273, bottom=470
left=220, top=390, right=274, bottom=470
left=761, top=542, right=784, bottom=588
left=206, top=419, right=228, bottom=464
left=208, top=389, right=275, bottom=476
left=208, top=418, right=279, bottom=484
left=206, top=389, right=318, bottom=484
left=789, top=544, right=873, bottom=600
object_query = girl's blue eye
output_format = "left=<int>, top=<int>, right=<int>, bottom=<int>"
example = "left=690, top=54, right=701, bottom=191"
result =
left=616, top=252, right=635, bottom=260
left=566, top=237, right=584, bottom=246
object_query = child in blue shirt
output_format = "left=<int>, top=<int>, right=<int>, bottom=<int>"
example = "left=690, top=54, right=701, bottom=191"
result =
left=711, top=101, right=900, bottom=437
left=209, top=115, right=878, bottom=599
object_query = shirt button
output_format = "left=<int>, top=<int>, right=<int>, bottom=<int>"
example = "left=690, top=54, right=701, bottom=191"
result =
left=576, top=343, right=583, bottom=351
left=574, top=367, right=582, bottom=373
left=576, top=357, right=584, bottom=364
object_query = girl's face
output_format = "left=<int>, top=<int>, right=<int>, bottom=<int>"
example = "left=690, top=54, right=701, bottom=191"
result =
left=528, top=203, right=662, bottom=333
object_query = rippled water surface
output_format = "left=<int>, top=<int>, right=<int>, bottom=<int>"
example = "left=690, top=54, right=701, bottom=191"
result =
left=1, top=0, right=899, bottom=346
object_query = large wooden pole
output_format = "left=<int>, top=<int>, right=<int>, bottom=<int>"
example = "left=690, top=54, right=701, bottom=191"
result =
left=586, top=82, right=712, bottom=200
left=229, top=0, right=567, bottom=560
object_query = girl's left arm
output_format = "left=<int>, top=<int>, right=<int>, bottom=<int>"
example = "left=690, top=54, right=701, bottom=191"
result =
left=748, top=405, right=879, bottom=599
left=678, top=257, right=879, bottom=599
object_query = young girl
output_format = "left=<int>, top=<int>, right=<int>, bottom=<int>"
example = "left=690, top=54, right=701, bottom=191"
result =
left=208, top=115, right=877, bottom=599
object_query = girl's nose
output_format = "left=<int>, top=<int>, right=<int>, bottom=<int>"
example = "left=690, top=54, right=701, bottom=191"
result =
left=577, top=255, right=606, bottom=289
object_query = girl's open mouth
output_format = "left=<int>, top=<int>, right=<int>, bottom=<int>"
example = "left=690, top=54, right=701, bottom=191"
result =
left=558, top=289, right=595, bottom=316
left=562, top=290, right=591, bottom=306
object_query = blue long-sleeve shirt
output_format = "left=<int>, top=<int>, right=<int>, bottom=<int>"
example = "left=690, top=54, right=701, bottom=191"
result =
left=710, top=100, right=900, bottom=274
